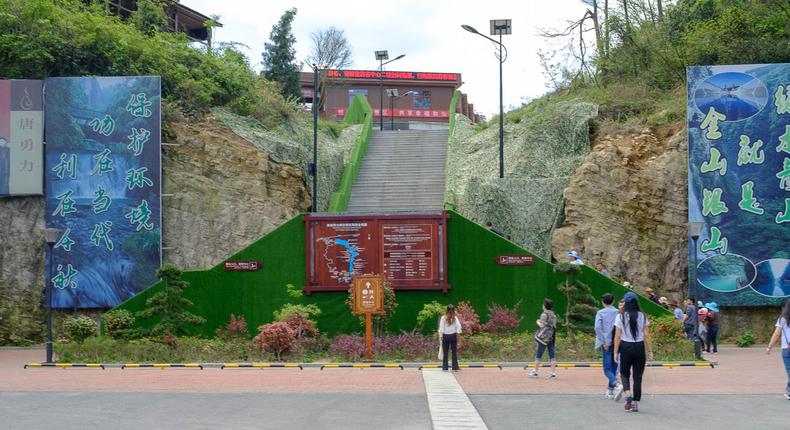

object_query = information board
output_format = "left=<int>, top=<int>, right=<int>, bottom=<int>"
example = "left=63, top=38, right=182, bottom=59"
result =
left=688, top=63, right=790, bottom=306
left=304, top=212, right=449, bottom=292
left=0, top=80, right=43, bottom=196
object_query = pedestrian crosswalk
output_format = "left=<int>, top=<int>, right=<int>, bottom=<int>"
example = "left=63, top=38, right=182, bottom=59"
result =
left=422, top=369, right=488, bottom=430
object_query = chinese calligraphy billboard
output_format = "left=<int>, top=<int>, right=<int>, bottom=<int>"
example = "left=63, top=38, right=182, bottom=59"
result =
left=688, top=63, right=790, bottom=306
left=304, top=212, right=449, bottom=293
left=0, top=80, right=43, bottom=196
left=44, top=77, right=161, bottom=308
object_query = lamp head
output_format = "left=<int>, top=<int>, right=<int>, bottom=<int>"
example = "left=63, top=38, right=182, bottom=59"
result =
left=44, top=227, right=61, bottom=245
left=394, top=54, right=405, bottom=60
left=688, top=221, right=705, bottom=239
left=461, top=24, right=479, bottom=34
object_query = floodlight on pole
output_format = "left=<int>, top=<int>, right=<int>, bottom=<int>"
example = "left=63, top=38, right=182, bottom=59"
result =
left=461, top=20, right=510, bottom=178
left=387, top=90, right=418, bottom=130
left=376, top=51, right=406, bottom=131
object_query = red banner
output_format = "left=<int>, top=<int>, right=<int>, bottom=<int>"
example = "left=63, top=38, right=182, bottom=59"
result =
left=334, top=108, right=449, bottom=119
left=326, top=69, right=458, bottom=82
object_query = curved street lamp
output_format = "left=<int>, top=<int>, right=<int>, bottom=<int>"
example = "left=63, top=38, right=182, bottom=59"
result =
left=462, top=21, right=510, bottom=178
left=375, top=51, right=406, bottom=131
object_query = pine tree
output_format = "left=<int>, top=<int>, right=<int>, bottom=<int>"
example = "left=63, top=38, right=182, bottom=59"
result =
left=555, top=262, right=597, bottom=342
left=262, top=8, right=301, bottom=101
left=136, top=264, right=205, bottom=338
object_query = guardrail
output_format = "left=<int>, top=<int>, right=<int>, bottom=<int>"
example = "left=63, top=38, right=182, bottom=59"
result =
left=221, top=363, right=303, bottom=370
left=320, top=363, right=403, bottom=370
left=121, top=363, right=203, bottom=369
left=24, top=363, right=104, bottom=369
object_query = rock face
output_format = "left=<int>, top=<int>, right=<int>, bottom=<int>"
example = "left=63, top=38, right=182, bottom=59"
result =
left=446, top=102, right=598, bottom=258
left=552, top=124, right=689, bottom=302
left=0, top=113, right=359, bottom=344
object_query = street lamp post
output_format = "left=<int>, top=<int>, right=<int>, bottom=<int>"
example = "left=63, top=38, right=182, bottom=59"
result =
left=43, top=227, right=61, bottom=363
left=462, top=20, right=511, bottom=178
left=688, top=221, right=704, bottom=300
left=388, top=90, right=417, bottom=130
left=310, top=63, right=321, bottom=212
left=375, top=51, right=405, bottom=131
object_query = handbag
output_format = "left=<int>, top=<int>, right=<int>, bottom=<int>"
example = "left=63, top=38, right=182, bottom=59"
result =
left=534, top=312, right=556, bottom=345
left=437, top=334, right=444, bottom=359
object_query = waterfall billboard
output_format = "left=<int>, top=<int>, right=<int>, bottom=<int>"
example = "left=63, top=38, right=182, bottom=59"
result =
left=45, top=76, right=162, bottom=308
left=0, top=80, right=44, bottom=196
left=688, top=63, right=790, bottom=306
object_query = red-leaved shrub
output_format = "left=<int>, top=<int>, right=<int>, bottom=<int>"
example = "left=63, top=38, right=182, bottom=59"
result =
left=215, top=313, right=248, bottom=340
left=253, top=322, right=297, bottom=360
left=328, top=333, right=435, bottom=361
left=282, top=313, right=319, bottom=339
left=482, top=301, right=523, bottom=334
left=456, top=301, right=482, bottom=335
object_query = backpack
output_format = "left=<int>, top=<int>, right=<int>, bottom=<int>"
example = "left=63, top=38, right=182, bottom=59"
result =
left=535, top=311, right=556, bottom=345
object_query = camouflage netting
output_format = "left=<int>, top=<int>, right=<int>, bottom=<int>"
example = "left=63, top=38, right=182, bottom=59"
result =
left=212, top=108, right=362, bottom=212
left=446, top=101, right=598, bottom=259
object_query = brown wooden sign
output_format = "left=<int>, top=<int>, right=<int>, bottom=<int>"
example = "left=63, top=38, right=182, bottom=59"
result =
left=224, top=260, right=262, bottom=271
left=303, top=212, right=449, bottom=293
left=351, top=275, right=385, bottom=315
left=496, top=255, right=535, bottom=266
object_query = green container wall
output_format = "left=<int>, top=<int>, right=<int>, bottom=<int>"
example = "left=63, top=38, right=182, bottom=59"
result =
left=113, top=210, right=668, bottom=337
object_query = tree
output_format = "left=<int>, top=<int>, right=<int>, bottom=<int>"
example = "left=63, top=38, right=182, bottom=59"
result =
left=305, top=27, right=353, bottom=69
left=554, top=263, right=597, bottom=342
left=136, top=264, right=206, bottom=338
left=262, top=8, right=301, bottom=101
left=131, top=0, right=168, bottom=36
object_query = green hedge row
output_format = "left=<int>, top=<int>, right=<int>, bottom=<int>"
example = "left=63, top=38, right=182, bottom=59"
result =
left=327, top=94, right=373, bottom=212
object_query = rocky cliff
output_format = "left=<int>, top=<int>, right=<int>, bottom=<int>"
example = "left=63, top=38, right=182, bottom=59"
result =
left=552, top=124, right=688, bottom=300
left=0, top=112, right=360, bottom=344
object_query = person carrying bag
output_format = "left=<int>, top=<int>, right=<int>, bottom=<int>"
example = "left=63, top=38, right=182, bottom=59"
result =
left=438, top=304, right=462, bottom=371
left=529, top=299, right=558, bottom=379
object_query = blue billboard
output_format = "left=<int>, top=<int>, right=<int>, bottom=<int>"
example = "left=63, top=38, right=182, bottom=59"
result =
left=688, top=63, right=790, bottom=306
left=45, top=77, right=161, bottom=308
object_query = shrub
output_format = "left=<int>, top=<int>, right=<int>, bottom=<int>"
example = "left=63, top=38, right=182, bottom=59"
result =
left=214, top=313, right=248, bottom=341
left=328, top=333, right=435, bottom=361
left=253, top=322, right=297, bottom=360
left=456, top=301, right=483, bottom=335
left=736, top=331, right=755, bottom=348
left=648, top=315, right=686, bottom=341
left=482, top=301, right=523, bottom=334
left=328, top=334, right=365, bottom=361
left=62, top=315, right=97, bottom=343
left=273, top=303, right=321, bottom=339
left=102, top=309, right=137, bottom=340
left=416, top=301, right=445, bottom=330
left=136, top=264, right=206, bottom=338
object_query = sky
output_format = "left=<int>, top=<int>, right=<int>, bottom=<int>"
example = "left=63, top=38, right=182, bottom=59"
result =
left=182, top=0, right=589, bottom=117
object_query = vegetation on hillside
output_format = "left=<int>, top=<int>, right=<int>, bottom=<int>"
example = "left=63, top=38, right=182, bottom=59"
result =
left=518, top=0, right=790, bottom=127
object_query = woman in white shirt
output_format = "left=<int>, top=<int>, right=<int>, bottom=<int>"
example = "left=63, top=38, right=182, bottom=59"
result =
left=614, top=292, right=653, bottom=413
left=766, top=299, right=790, bottom=400
left=439, top=304, right=462, bottom=371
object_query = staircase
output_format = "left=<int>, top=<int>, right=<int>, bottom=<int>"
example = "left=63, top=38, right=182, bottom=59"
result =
left=346, top=129, right=448, bottom=212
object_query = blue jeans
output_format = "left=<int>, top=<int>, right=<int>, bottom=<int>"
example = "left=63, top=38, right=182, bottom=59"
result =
left=601, top=346, right=617, bottom=389
left=536, top=341, right=555, bottom=360
left=782, top=348, right=790, bottom=394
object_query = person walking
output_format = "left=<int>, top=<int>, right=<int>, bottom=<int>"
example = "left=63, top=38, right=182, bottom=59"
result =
left=683, top=297, right=702, bottom=359
left=529, top=299, right=558, bottom=379
left=671, top=300, right=683, bottom=321
left=614, top=292, right=654, bottom=413
left=704, top=302, right=720, bottom=353
left=595, top=293, right=620, bottom=398
left=766, top=299, right=790, bottom=400
left=439, top=304, right=462, bottom=371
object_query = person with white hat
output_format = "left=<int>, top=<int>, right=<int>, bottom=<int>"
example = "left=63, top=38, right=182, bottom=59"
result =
left=567, top=250, right=584, bottom=265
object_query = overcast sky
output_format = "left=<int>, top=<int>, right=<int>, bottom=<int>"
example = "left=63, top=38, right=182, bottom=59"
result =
left=183, top=0, right=588, bottom=117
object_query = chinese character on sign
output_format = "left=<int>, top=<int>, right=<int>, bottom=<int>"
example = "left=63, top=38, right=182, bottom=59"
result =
left=702, top=188, right=729, bottom=217
left=125, top=93, right=153, bottom=118
left=127, top=128, right=150, bottom=156
left=19, top=139, right=33, bottom=151
left=91, top=149, right=113, bottom=176
left=125, top=200, right=154, bottom=231
left=90, top=221, right=114, bottom=251
left=700, top=107, right=726, bottom=140
left=52, top=189, right=77, bottom=217
left=738, top=181, right=764, bottom=215
left=19, top=160, right=34, bottom=172
left=54, top=228, right=75, bottom=252
left=777, top=199, right=790, bottom=224
left=737, top=135, right=765, bottom=166
left=92, top=186, right=112, bottom=214
left=700, top=148, right=728, bottom=175
left=19, top=117, right=33, bottom=130
left=701, top=226, right=728, bottom=255
left=89, top=115, right=115, bottom=137
left=51, top=264, right=79, bottom=289
left=777, top=158, right=790, bottom=191
left=778, top=126, right=790, bottom=155
left=125, top=167, right=153, bottom=190
left=51, top=153, right=77, bottom=180
left=774, top=84, right=790, bottom=114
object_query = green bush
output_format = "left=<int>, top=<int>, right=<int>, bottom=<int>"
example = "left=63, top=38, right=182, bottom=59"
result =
left=101, top=309, right=137, bottom=339
left=736, top=331, right=755, bottom=348
left=62, top=315, right=97, bottom=343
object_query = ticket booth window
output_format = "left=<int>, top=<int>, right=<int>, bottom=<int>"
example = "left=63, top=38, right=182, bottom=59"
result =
left=413, top=90, right=431, bottom=109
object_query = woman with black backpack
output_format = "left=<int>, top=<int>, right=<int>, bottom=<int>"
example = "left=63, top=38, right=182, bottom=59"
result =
left=614, top=292, right=654, bottom=413
left=529, top=298, right=558, bottom=379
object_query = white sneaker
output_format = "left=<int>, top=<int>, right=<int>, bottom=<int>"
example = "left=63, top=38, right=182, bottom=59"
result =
left=613, top=384, right=624, bottom=402
left=785, top=392, right=790, bottom=400
left=605, top=389, right=614, bottom=399
left=547, top=373, right=557, bottom=379
left=527, top=370, right=538, bottom=378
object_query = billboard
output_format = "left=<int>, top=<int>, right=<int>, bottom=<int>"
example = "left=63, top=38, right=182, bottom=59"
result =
left=688, top=63, right=790, bottom=306
left=0, top=80, right=43, bottom=196
left=44, top=76, right=162, bottom=308
left=304, top=212, right=449, bottom=293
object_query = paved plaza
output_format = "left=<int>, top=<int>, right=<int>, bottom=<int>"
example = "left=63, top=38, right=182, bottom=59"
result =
left=1, top=347, right=787, bottom=429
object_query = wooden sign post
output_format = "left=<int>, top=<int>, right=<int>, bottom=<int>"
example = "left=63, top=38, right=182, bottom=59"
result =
left=351, top=275, right=385, bottom=361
